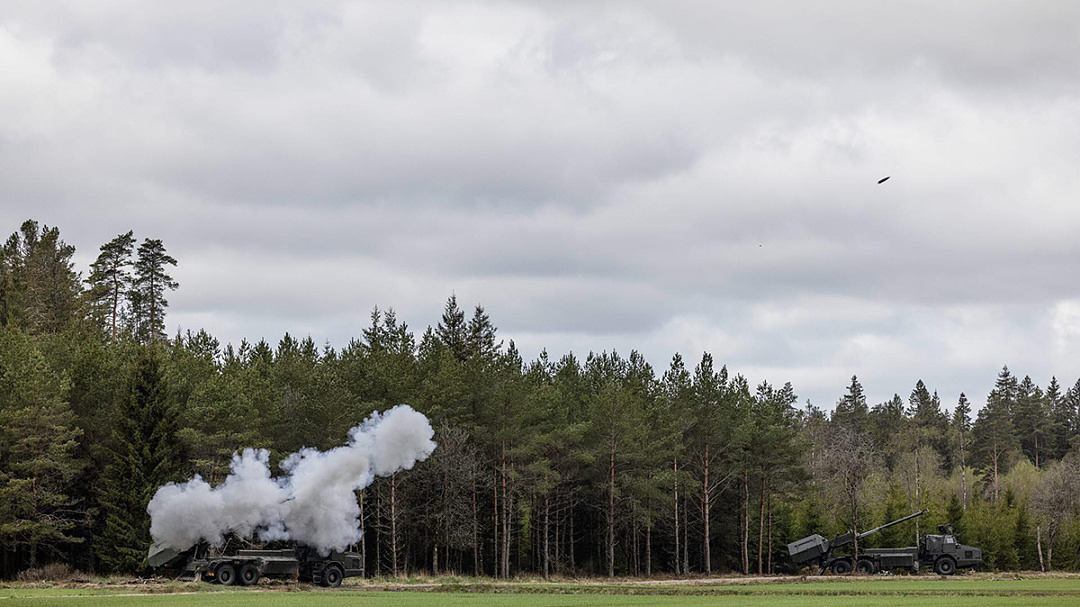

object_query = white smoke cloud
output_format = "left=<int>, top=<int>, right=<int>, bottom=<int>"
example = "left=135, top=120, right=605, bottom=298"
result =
left=148, top=405, right=436, bottom=554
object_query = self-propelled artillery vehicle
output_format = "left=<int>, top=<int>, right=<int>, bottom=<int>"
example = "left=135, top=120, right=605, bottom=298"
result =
left=148, top=542, right=361, bottom=587
left=786, top=509, right=982, bottom=575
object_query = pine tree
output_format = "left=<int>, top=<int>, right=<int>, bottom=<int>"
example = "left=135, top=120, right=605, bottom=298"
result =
left=0, top=327, right=84, bottom=568
left=661, top=354, right=693, bottom=575
left=1066, top=379, right=1080, bottom=453
left=869, top=394, right=905, bottom=469
left=972, top=381, right=1017, bottom=503
left=747, top=380, right=800, bottom=573
left=1044, top=377, right=1071, bottom=461
left=945, top=493, right=965, bottom=539
left=435, top=295, right=469, bottom=363
left=467, top=304, right=499, bottom=361
left=833, top=376, right=869, bottom=436
left=0, top=221, right=82, bottom=334
left=98, top=348, right=182, bottom=572
left=1013, top=376, right=1047, bottom=467
left=687, top=352, right=730, bottom=575
left=951, top=393, right=973, bottom=509
left=129, top=239, right=178, bottom=344
left=86, top=231, right=135, bottom=342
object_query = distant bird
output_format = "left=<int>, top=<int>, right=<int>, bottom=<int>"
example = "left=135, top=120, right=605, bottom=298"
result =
left=877, top=176, right=891, bottom=184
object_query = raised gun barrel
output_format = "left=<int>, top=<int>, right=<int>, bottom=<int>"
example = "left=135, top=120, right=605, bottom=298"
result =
left=786, top=509, right=927, bottom=566
left=857, top=508, right=927, bottom=540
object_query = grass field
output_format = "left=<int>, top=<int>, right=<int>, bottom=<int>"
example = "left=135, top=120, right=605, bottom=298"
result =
left=4, top=574, right=1080, bottom=606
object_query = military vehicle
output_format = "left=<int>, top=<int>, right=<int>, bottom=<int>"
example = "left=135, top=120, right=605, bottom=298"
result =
left=786, top=509, right=982, bottom=575
left=148, top=542, right=362, bottom=587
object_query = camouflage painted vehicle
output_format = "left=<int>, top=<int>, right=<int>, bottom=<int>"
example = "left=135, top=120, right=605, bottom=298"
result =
left=148, top=543, right=362, bottom=587
left=787, top=510, right=982, bottom=575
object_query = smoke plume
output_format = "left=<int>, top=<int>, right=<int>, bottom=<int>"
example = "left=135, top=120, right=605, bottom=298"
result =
left=148, top=405, right=436, bottom=554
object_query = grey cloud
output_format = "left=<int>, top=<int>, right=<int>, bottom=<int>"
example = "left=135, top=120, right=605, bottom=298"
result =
left=3, top=1, right=1080, bottom=410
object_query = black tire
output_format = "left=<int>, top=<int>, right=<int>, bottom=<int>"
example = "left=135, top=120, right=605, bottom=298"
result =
left=831, top=559, right=851, bottom=574
left=217, top=563, right=237, bottom=586
left=239, top=563, right=260, bottom=586
left=855, top=559, right=876, bottom=575
left=934, top=556, right=956, bottom=575
left=322, top=564, right=344, bottom=588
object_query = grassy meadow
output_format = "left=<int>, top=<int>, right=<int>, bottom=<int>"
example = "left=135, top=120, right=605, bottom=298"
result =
left=4, top=574, right=1080, bottom=607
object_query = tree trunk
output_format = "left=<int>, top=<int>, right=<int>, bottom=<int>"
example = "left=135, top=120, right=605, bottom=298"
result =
left=375, top=486, right=383, bottom=576
left=501, top=442, right=511, bottom=579
left=493, top=466, right=499, bottom=577
left=1047, top=522, right=1056, bottom=571
left=1036, top=525, right=1044, bottom=572
left=915, top=445, right=921, bottom=543
left=673, top=458, right=680, bottom=576
left=702, top=444, right=711, bottom=575
left=959, top=430, right=968, bottom=510
left=767, top=495, right=774, bottom=574
left=758, top=470, right=766, bottom=575
left=682, top=492, right=689, bottom=575
left=110, top=275, right=120, bottom=342
left=472, top=480, right=479, bottom=576
left=543, top=494, right=550, bottom=579
left=554, top=491, right=561, bottom=574
left=645, top=517, right=652, bottom=577
left=502, top=469, right=512, bottom=578
left=359, top=491, right=366, bottom=577
left=608, top=434, right=616, bottom=578
left=741, top=468, right=749, bottom=575
left=851, top=498, right=859, bottom=571
left=390, top=472, right=398, bottom=576
left=992, top=440, right=1000, bottom=503
left=569, top=505, right=576, bottom=573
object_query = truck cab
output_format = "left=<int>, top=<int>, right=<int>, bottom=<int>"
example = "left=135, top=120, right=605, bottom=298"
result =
left=921, top=527, right=982, bottom=574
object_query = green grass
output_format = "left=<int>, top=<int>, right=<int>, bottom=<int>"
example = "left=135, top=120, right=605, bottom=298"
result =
left=4, top=576, right=1080, bottom=607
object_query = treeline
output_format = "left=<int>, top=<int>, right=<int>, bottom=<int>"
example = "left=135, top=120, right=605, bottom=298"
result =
left=1, top=219, right=1080, bottom=579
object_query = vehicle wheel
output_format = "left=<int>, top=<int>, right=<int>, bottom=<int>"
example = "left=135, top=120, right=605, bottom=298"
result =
left=855, top=559, right=876, bottom=575
left=934, top=556, right=956, bottom=575
left=830, top=559, right=851, bottom=574
left=322, top=564, right=344, bottom=588
left=217, top=563, right=237, bottom=586
left=239, top=563, right=260, bottom=586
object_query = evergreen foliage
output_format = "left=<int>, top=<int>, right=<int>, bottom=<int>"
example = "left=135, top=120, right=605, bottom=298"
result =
left=98, top=348, right=181, bottom=573
left=4, top=219, right=1080, bottom=578
left=0, top=327, right=84, bottom=568
left=86, top=232, right=135, bottom=342
left=130, top=239, right=178, bottom=344
left=0, top=221, right=82, bottom=334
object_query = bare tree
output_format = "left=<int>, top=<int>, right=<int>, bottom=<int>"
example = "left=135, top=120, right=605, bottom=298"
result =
left=817, top=427, right=876, bottom=567
left=1031, top=453, right=1080, bottom=570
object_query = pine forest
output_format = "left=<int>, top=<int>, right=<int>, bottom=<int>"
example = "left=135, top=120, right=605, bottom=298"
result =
left=2, top=219, right=1080, bottom=579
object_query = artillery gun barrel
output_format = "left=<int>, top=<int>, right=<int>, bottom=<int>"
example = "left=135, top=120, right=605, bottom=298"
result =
left=856, top=508, right=927, bottom=540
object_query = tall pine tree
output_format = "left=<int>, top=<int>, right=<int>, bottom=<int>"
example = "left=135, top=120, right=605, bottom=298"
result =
left=0, top=327, right=84, bottom=569
left=0, top=221, right=82, bottom=334
left=86, top=231, right=135, bottom=342
left=833, top=376, right=869, bottom=436
left=973, top=372, right=1018, bottom=503
left=130, top=239, right=178, bottom=344
left=98, top=348, right=182, bottom=572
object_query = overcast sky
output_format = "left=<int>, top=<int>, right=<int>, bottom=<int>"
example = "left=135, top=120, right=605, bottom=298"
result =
left=3, top=1, right=1080, bottom=411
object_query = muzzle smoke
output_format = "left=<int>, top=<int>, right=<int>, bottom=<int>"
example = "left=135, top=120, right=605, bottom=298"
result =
left=147, top=405, right=436, bottom=554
